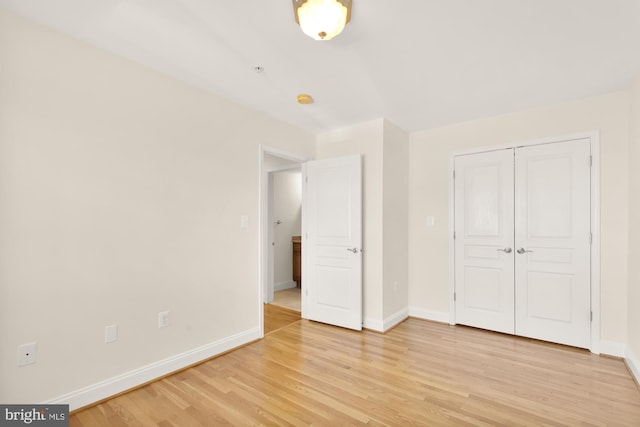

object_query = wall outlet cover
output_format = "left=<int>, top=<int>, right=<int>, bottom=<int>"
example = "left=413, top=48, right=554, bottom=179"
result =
left=17, top=342, right=37, bottom=367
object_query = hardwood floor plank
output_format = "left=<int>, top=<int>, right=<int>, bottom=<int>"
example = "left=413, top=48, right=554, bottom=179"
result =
left=271, top=288, right=301, bottom=312
left=264, top=303, right=301, bottom=335
left=70, top=318, right=640, bottom=426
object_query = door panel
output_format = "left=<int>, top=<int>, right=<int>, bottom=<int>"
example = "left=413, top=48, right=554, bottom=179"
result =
left=454, top=149, right=515, bottom=334
left=514, top=139, right=591, bottom=348
left=302, top=155, right=362, bottom=330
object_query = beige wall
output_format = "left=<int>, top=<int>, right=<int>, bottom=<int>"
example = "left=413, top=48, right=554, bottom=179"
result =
left=0, top=10, right=314, bottom=404
left=628, top=75, right=640, bottom=362
left=3, top=5, right=639, bottom=407
left=382, top=121, right=409, bottom=320
left=316, top=119, right=385, bottom=324
left=408, top=92, right=630, bottom=347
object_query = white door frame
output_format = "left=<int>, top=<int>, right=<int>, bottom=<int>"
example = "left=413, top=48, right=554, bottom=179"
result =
left=448, top=131, right=601, bottom=354
left=258, top=145, right=308, bottom=336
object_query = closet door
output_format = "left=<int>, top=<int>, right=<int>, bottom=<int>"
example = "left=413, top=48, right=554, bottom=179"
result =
left=454, top=149, right=515, bottom=334
left=514, top=139, right=591, bottom=348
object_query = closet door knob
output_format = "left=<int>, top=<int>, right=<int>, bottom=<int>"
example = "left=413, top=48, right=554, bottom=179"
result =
left=497, top=248, right=512, bottom=253
left=517, top=248, right=533, bottom=254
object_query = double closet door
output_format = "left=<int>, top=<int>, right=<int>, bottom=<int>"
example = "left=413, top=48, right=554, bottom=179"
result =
left=454, top=139, right=591, bottom=348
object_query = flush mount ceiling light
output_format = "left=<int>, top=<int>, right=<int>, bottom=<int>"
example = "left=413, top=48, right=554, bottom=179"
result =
left=297, top=94, right=314, bottom=104
left=292, top=0, right=352, bottom=41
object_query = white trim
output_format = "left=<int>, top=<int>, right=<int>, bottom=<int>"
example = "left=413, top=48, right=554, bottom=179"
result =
left=448, top=131, right=601, bottom=353
left=274, top=280, right=297, bottom=292
left=46, top=327, right=261, bottom=411
left=266, top=172, right=275, bottom=304
left=626, top=347, right=640, bottom=386
left=589, top=132, right=601, bottom=355
left=448, top=156, right=456, bottom=325
left=363, top=317, right=384, bottom=332
left=450, top=131, right=599, bottom=157
left=600, top=341, right=626, bottom=358
left=409, top=307, right=450, bottom=324
left=363, top=309, right=409, bottom=333
left=382, top=308, right=409, bottom=332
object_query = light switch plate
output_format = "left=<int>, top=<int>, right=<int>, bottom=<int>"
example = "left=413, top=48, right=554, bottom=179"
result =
left=105, top=325, right=118, bottom=343
left=158, top=310, right=170, bottom=328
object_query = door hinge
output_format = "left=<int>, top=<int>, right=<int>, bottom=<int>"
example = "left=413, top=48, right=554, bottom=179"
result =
left=589, top=233, right=593, bottom=244
left=589, top=155, right=593, bottom=167
left=590, top=311, right=593, bottom=322
left=453, top=170, right=456, bottom=180
left=453, top=231, right=456, bottom=240
left=454, top=292, right=456, bottom=302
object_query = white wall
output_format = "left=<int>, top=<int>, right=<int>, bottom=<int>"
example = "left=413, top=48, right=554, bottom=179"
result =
left=628, top=74, right=640, bottom=374
left=316, top=119, right=385, bottom=325
left=0, top=10, right=314, bottom=406
left=408, top=92, right=630, bottom=349
left=273, top=170, right=302, bottom=288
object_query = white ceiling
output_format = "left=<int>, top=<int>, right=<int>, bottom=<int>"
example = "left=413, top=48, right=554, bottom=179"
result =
left=3, top=0, right=640, bottom=134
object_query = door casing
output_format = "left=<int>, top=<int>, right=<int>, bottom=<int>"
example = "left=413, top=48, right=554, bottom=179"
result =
left=448, top=131, right=601, bottom=354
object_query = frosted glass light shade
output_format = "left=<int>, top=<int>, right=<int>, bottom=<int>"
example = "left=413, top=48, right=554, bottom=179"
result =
left=294, top=0, right=351, bottom=41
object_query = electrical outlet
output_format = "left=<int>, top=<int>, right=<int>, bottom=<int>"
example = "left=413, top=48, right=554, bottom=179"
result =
left=426, top=216, right=435, bottom=227
left=17, top=342, right=37, bottom=367
left=105, top=325, right=118, bottom=343
left=158, top=310, right=170, bottom=328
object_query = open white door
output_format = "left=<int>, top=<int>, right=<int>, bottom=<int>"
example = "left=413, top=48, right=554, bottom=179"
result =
left=302, top=155, right=362, bottom=330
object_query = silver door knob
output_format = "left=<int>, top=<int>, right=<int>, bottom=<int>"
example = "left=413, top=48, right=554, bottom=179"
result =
left=497, top=248, right=512, bottom=253
left=517, top=248, right=533, bottom=254
left=346, top=248, right=358, bottom=253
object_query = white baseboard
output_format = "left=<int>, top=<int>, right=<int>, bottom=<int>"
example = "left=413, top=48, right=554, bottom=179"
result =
left=363, top=308, right=409, bottom=333
left=626, top=347, right=640, bottom=385
left=47, top=327, right=261, bottom=411
left=363, top=317, right=383, bottom=332
left=382, top=308, right=409, bottom=332
left=274, top=280, right=296, bottom=291
left=600, top=340, right=626, bottom=358
left=408, top=307, right=450, bottom=324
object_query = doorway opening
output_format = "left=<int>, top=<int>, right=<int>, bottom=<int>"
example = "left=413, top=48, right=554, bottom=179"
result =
left=259, top=146, right=306, bottom=335
left=269, top=167, right=302, bottom=312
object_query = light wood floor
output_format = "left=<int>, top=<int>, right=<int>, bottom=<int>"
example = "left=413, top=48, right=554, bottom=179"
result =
left=271, top=287, right=301, bottom=312
left=264, top=303, right=301, bottom=335
left=70, top=318, right=640, bottom=426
